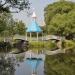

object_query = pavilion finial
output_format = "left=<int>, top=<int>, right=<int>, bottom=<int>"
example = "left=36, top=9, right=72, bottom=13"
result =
left=31, top=8, right=37, bottom=18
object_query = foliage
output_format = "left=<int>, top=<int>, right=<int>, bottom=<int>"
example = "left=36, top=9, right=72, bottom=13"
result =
left=44, top=1, right=75, bottom=39
left=0, top=12, right=26, bottom=38
left=0, top=13, right=15, bottom=37
left=0, top=12, right=18, bottom=38
left=64, top=40, right=75, bottom=49
left=0, top=12, right=10, bottom=34
left=41, top=26, right=47, bottom=35
left=15, top=21, right=26, bottom=35
left=0, top=56, right=15, bottom=75
left=45, top=53, right=75, bottom=75
left=62, top=40, right=75, bottom=53
left=0, top=0, right=30, bottom=13
left=0, top=41, right=12, bottom=52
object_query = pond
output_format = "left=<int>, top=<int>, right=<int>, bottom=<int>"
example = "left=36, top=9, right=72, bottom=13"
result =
left=0, top=53, right=44, bottom=75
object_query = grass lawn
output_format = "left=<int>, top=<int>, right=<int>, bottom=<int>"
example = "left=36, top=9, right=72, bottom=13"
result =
left=29, top=40, right=57, bottom=53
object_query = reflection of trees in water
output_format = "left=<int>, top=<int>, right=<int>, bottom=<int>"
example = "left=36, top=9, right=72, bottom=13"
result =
left=45, top=53, right=75, bottom=75
left=0, top=54, right=25, bottom=75
left=16, top=54, right=25, bottom=63
left=0, top=55, right=15, bottom=75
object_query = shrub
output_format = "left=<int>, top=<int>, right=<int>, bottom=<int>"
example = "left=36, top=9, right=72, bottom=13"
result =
left=62, top=40, right=75, bottom=53
left=0, top=41, right=12, bottom=52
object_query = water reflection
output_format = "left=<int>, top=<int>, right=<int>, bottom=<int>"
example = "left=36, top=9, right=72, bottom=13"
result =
left=0, top=55, right=15, bottom=75
left=0, top=54, right=44, bottom=75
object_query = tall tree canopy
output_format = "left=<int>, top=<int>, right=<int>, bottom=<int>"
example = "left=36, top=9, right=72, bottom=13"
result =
left=0, top=12, right=11, bottom=33
left=0, top=12, right=16, bottom=37
left=15, top=21, right=26, bottom=35
left=44, top=0, right=75, bottom=39
left=0, top=12, right=26, bottom=37
left=0, top=0, right=30, bottom=13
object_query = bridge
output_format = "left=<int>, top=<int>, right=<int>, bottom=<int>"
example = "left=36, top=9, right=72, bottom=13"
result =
left=13, top=34, right=63, bottom=41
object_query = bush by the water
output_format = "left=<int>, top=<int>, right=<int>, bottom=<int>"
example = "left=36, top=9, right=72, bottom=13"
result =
left=62, top=40, right=75, bottom=53
left=0, top=41, right=12, bottom=52
left=45, top=53, right=75, bottom=75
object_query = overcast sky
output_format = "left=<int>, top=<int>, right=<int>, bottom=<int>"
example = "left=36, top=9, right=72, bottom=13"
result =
left=12, top=0, right=75, bottom=26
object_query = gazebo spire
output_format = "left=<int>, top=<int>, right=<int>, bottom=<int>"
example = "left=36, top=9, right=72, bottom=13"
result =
left=31, top=8, right=37, bottom=20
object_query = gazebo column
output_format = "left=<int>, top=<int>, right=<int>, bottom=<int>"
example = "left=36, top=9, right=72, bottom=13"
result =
left=37, top=32, right=39, bottom=41
left=30, top=32, right=32, bottom=41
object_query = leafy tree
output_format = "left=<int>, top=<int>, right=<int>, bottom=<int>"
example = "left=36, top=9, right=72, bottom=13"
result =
left=44, top=1, right=75, bottom=39
left=7, top=17, right=15, bottom=36
left=0, top=13, right=15, bottom=37
left=0, top=12, right=26, bottom=38
left=15, top=21, right=26, bottom=35
left=0, top=0, right=30, bottom=13
left=0, top=12, right=10, bottom=34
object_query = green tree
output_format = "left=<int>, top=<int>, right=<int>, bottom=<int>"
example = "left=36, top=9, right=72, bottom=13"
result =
left=0, top=12, right=16, bottom=41
left=0, top=0, right=30, bottom=13
left=0, top=13, right=26, bottom=38
left=0, top=13, right=14, bottom=32
left=0, top=12, right=11, bottom=34
left=44, top=1, right=75, bottom=39
left=4, top=17, right=16, bottom=37
left=15, top=21, right=26, bottom=35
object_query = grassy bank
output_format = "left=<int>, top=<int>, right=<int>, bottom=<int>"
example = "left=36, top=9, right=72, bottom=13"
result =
left=29, top=41, right=57, bottom=53
left=62, top=40, right=75, bottom=53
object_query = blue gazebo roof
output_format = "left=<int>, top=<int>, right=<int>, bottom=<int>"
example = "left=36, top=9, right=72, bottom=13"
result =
left=26, top=20, right=42, bottom=32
